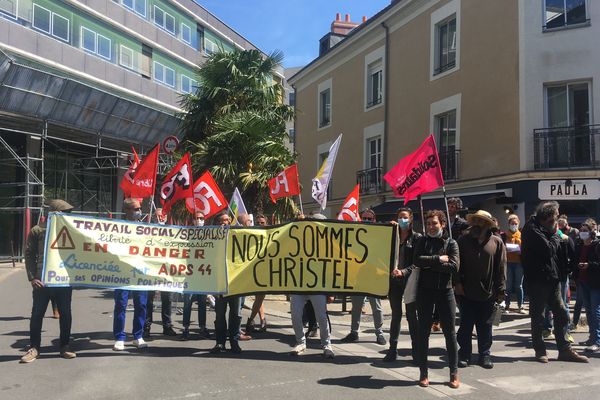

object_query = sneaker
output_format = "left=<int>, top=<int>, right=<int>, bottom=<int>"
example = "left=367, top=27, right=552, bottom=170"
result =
left=567, top=334, right=575, bottom=344
left=290, top=343, right=306, bottom=355
left=207, top=295, right=216, bottom=309
left=59, top=345, right=76, bottom=359
left=133, top=338, right=148, bottom=349
left=479, top=355, right=493, bottom=369
left=449, top=373, right=460, bottom=389
left=535, top=351, right=549, bottom=363
left=518, top=306, right=527, bottom=315
left=542, top=329, right=555, bottom=340
left=323, top=345, right=335, bottom=359
left=210, top=343, right=225, bottom=354
left=458, top=358, right=470, bottom=368
left=557, top=348, right=589, bottom=363
left=230, top=341, right=242, bottom=354
left=585, top=344, right=600, bottom=353
left=340, top=332, right=359, bottom=343
left=180, top=328, right=190, bottom=341
left=376, top=334, right=387, bottom=346
left=20, top=347, right=39, bottom=363
left=163, top=326, right=177, bottom=336
left=113, top=340, right=125, bottom=351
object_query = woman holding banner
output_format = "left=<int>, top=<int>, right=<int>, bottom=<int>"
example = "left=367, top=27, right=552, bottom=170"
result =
left=413, top=210, right=460, bottom=389
left=384, top=207, right=421, bottom=363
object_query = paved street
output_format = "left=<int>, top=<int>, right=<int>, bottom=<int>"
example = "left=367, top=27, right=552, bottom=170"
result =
left=1, top=264, right=599, bottom=400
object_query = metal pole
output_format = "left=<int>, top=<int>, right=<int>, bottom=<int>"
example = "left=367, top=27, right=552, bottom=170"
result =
left=298, top=192, right=305, bottom=215
left=418, top=195, right=425, bottom=235
left=442, top=186, right=453, bottom=240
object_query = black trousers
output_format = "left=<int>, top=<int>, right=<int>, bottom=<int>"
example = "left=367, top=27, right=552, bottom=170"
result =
left=528, top=280, right=570, bottom=354
left=417, top=287, right=458, bottom=375
left=146, top=291, right=173, bottom=328
left=388, top=284, right=419, bottom=354
left=457, top=297, right=494, bottom=359
left=30, top=287, right=72, bottom=348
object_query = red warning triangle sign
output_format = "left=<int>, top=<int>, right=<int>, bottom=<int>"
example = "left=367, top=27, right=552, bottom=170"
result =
left=50, top=226, right=76, bottom=250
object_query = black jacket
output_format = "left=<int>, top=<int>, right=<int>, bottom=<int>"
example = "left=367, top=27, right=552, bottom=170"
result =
left=521, top=216, right=562, bottom=284
left=573, top=239, right=600, bottom=289
left=390, top=230, right=422, bottom=289
left=413, top=235, right=459, bottom=290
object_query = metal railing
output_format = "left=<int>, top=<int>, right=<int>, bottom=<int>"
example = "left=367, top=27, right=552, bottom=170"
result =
left=367, top=96, right=382, bottom=108
left=356, top=167, right=383, bottom=194
left=434, top=60, right=456, bottom=76
left=534, top=124, right=600, bottom=169
left=438, top=149, right=460, bottom=181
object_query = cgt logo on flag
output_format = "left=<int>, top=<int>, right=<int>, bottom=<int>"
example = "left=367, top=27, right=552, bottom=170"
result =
left=338, top=184, right=360, bottom=221
left=185, top=171, right=228, bottom=218
left=160, top=153, right=193, bottom=213
left=268, top=164, right=300, bottom=203
left=383, top=134, right=445, bottom=204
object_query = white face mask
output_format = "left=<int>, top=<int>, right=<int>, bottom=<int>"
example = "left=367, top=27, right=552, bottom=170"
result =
left=132, top=210, right=142, bottom=220
left=427, top=228, right=443, bottom=239
left=195, top=219, right=205, bottom=227
left=580, top=231, right=590, bottom=241
left=509, top=224, right=519, bottom=233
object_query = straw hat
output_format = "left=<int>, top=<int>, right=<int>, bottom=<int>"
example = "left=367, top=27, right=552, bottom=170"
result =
left=46, top=199, right=73, bottom=212
left=466, top=210, right=496, bottom=227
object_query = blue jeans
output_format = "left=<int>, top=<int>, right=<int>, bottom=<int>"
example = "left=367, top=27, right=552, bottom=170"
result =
left=30, top=287, right=72, bottom=348
left=183, top=294, right=207, bottom=329
left=579, top=282, right=600, bottom=345
left=113, top=289, right=147, bottom=341
left=457, top=298, right=494, bottom=358
left=214, top=296, right=241, bottom=345
left=506, top=262, right=524, bottom=308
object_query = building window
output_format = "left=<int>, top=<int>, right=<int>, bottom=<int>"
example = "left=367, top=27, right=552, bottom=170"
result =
left=434, top=16, right=456, bottom=75
left=366, top=136, right=382, bottom=169
left=180, top=75, right=197, bottom=94
left=319, top=89, right=331, bottom=128
left=119, top=45, right=135, bottom=69
left=122, top=0, right=146, bottom=17
left=80, top=27, right=111, bottom=60
left=366, top=60, right=383, bottom=108
left=546, top=82, right=590, bottom=128
left=544, top=0, right=588, bottom=30
left=288, top=128, right=295, bottom=143
left=153, top=5, right=175, bottom=35
left=181, top=23, right=192, bottom=45
left=0, top=0, right=18, bottom=19
left=154, top=61, right=175, bottom=88
left=32, top=4, right=70, bottom=43
left=204, top=37, right=219, bottom=54
left=288, top=92, right=296, bottom=107
left=435, top=110, right=458, bottom=180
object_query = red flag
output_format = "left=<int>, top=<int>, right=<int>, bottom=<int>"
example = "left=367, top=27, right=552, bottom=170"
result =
left=160, top=153, right=193, bottom=213
left=268, top=164, right=301, bottom=203
left=383, top=134, right=445, bottom=204
left=119, top=147, right=140, bottom=197
left=128, top=144, right=160, bottom=199
left=185, top=171, right=228, bottom=218
left=337, top=184, right=361, bottom=221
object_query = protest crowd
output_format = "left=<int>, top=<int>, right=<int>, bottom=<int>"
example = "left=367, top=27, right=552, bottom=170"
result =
left=18, top=135, right=600, bottom=391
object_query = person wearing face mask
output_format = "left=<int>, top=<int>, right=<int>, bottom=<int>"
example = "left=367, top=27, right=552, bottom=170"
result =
left=341, top=209, right=386, bottom=346
left=180, top=211, right=210, bottom=340
left=414, top=210, right=460, bottom=389
left=504, top=215, right=526, bottom=314
left=20, top=199, right=76, bottom=363
left=521, top=201, right=588, bottom=364
left=572, top=219, right=600, bottom=353
left=383, top=207, right=422, bottom=363
left=455, top=210, right=506, bottom=370
left=112, top=198, right=148, bottom=351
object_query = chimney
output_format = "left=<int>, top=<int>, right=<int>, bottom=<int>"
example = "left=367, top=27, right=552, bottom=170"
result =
left=320, top=13, right=364, bottom=57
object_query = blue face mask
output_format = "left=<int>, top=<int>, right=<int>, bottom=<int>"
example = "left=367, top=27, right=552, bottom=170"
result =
left=398, top=218, right=410, bottom=230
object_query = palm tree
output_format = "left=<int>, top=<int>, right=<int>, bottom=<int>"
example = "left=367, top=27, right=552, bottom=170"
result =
left=177, top=48, right=297, bottom=218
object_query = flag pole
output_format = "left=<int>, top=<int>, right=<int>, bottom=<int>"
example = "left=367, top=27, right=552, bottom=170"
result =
left=298, top=192, right=305, bottom=216
left=442, top=186, right=453, bottom=240
left=418, top=195, right=426, bottom=235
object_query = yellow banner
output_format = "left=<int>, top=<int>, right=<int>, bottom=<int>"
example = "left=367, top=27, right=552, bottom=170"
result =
left=226, top=220, right=393, bottom=296
left=43, top=213, right=228, bottom=294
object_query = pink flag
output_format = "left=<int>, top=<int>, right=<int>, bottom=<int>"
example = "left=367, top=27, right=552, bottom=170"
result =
left=383, top=134, right=445, bottom=204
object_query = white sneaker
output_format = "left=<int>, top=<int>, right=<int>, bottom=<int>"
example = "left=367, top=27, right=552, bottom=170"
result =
left=133, top=338, right=148, bottom=348
left=290, top=343, right=306, bottom=355
left=323, top=345, right=335, bottom=359
left=207, top=295, right=216, bottom=309
left=113, top=340, right=125, bottom=351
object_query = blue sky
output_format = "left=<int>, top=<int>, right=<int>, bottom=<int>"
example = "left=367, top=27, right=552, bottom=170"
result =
left=198, top=0, right=392, bottom=68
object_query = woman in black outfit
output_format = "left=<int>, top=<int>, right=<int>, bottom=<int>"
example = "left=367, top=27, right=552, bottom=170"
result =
left=384, top=207, right=422, bottom=363
left=414, top=210, right=460, bottom=389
